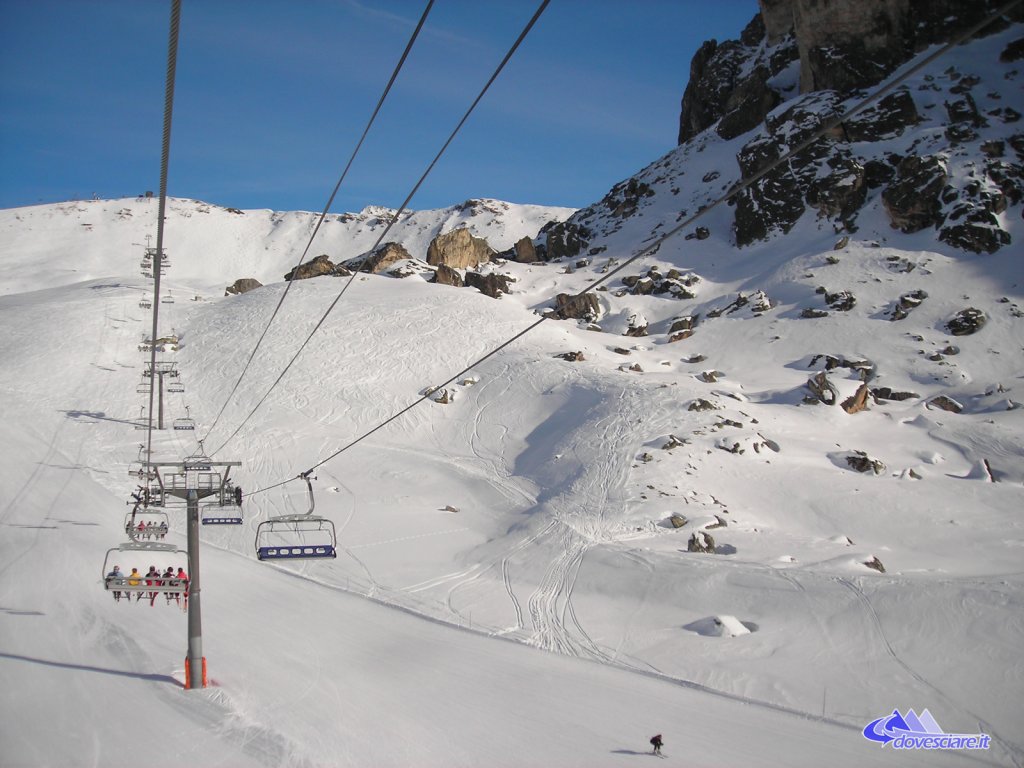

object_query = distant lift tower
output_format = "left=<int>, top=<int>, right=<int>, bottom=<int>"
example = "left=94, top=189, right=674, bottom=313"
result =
left=142, top=361, right=180, bottom=430
left=147, top=451, right=241, bottom=690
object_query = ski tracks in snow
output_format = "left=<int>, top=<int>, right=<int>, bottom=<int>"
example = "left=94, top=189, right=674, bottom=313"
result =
left=836, top=576, right=1024, bottom=768
left=521, top=384, right=639, bottom=661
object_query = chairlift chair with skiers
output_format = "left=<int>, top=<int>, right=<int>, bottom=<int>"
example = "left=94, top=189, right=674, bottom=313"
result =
left=139, top=297, right=152, bottom=309
left=102, top=540, right=188, bottom=597
left=255, top=473, right=336, bottom=560
left=124, top=508, right=170, bottom=540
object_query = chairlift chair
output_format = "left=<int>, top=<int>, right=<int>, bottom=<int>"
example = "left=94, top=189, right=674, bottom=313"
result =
left=127, top=462, right=156, bottom=482
left=167, top=380, right=185, bottom=394
left=173, top=405, right=195, bottom=431
left=203, top=481, right=243, bottom=525
left=136, top=381, right=152, bottom=394
left=139, top=298, right=152, bottom=309
left=102, top=540, right=188, bottom=597
left=161, top=293, right=175, bottom=304
left=124, top=509, right=170, bottom=540
left=202, top=501, right=243, bottom=526
left=255, top=474, right=336, bottom=560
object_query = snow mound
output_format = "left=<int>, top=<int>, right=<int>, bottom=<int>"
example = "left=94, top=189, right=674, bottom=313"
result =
left=683, top=615, right=756, bottom=638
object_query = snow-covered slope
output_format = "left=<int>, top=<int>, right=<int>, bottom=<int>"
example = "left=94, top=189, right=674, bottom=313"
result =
left=1, top=19, right=1022, bottom=768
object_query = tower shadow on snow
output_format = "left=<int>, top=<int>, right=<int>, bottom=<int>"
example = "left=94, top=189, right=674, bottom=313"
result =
left=0, top=652, right=180, bottom=686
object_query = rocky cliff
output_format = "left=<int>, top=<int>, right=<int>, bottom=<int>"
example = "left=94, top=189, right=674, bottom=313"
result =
left=614, top=0, right=1024, bottom=255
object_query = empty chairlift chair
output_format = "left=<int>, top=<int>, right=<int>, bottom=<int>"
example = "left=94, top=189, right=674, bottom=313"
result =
left=202, top=483, right=243, bottom=525
left=173, top=406, right=195, bottom=431
left=255, top=473, right=336, bottom=561
left=167, top=379, right=184, bottom=394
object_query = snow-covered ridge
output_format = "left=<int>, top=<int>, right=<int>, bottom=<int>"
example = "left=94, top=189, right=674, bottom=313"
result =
left=0, top=195, right=574, bottom=296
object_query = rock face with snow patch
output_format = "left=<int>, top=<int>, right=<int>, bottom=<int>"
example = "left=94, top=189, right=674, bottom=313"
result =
left=946, top=307, right=987, bottom=336
left=672, top=0, right=1024, bottom=252
left=426, top=228, right=494, bottom=270
left=688, top=531, right=716, bottom=553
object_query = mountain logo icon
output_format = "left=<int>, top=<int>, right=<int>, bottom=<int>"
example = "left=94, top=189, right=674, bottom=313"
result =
left=862, top=709, right=990, bottom=751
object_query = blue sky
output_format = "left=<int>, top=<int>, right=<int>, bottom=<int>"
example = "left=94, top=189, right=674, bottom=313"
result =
left=0, top=0, right=759, bottom=213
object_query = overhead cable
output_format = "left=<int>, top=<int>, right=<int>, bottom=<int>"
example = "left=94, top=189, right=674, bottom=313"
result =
left=209, top=0, right=551, bottom=457
left=201, top=0, right=436, bottom=443
left=247, top=0, right=1020, bottom=496
left=144, top=0, right=183, bottom=464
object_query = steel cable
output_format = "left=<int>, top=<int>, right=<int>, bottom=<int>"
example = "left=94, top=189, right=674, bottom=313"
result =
left=209, top=0, right=551, bottom=457
left=201, top=0, right=436, bottom=444
left=143, top=0, right=182, bottom=466
left=247, top=0, right=1021, bottom=497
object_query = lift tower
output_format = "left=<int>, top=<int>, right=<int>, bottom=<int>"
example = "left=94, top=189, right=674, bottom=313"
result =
left=142, top=361, right=179, bottom=430
left=148, top=452, right=241, bottom=690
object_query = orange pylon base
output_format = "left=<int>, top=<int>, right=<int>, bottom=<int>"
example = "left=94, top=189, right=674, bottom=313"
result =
left=184, top=656, right=208, bottom=688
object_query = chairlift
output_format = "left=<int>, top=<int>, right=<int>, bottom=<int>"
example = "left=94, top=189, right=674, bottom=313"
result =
left=202, top=502, right=243, bottom=526
left=255, top=473, right=336, bottom=560
left=161, top=292, right=175, bottom=304
left=136, top=381, right=152, bottom=394
left=102, top=540, right=189, bottom=598
left=172, top=405, right=195, bottom=431
left=167, top=380, right=185, bottom=394
left=124, top=509, right=170, bottom=540
left=202, top=481, right=243, bottom=525
left=139, top=298, right=152, bottom=309
left=127, top=461, right=156, bottom=481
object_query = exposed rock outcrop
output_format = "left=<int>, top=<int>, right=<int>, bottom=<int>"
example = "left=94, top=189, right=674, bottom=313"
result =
left=354, top=242, right=413, bottom=274
left=688, top=531, right=717, bottom=553
left=549, top=292, right=601, bottom=322
left=284, top=254, right=350, bottom=281
left=464, top=271, right=512, bottom=299
left=946, top=307, right=987, bottom=336
left=805, top=371, right=839, bottom=405
left=545, top=220, right=590, bottom=260
left=846, top=450, right=886, bottom=474
left=225, top=278, right=262, bottom=296
left=426, top=228, right=494, bottom=270
left=513, top=236, right=537, bottom=263
left=432, top=263, right=464, bottom=288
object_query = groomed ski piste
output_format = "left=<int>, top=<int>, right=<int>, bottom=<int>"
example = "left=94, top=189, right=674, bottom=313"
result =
left=2, top=25, right=1024, bottom=768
